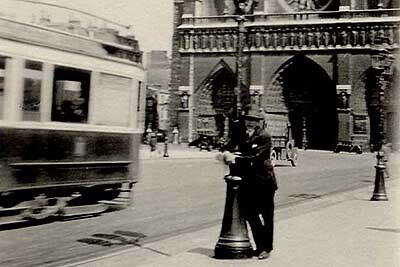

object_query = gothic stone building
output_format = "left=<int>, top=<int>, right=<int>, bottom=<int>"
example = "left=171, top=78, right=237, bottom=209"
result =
left=145, top=51, right=171, bottom=131
left=170, top=0, right=399, bottom=151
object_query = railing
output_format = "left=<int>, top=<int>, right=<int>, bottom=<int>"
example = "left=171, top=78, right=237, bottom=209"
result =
left=180, top=9, right=400, bottom=27
left=253, top=8, right=400, bottom=21
left=178, top=8, right=400, bottom=53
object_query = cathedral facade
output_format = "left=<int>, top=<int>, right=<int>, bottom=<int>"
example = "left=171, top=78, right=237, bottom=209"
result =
left=170, top=0, right=399, bottom=151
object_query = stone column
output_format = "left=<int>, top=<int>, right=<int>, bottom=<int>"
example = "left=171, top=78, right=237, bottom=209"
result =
left=178, top=86, right=191, bottom=143
left=334, top=53, right=353, bottom=149
left=169, top=0, right=185, bottom=128
left=188, top=55, right=194, bottom=142
left=183, top=0, right=196, bottom=14
left=336, top=85, right=352, bottom=149
left=194, top=0, right=203, bottom=16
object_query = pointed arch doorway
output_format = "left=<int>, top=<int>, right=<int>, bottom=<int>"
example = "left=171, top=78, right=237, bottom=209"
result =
left=194, top=60, right=237, bottom=139
left=266, top=55, right=337, bottom=150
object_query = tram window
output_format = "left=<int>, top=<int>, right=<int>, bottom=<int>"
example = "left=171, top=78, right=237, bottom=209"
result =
left=52, top=67, right=90, bottom=123
left=137, top=81, right=142, bottom=111
left=94, top=73, right=131, bottom=126
left=22, top=59, right=43, bottom=122
left=0, top=57, right=5, bottom=69
left=0, top=77, right=4, bottom=119
left=22, top=78, right=41, bottom=121
left=0, top=57, right=4, bottom=119
left=25, top=60, right=43, bottom=71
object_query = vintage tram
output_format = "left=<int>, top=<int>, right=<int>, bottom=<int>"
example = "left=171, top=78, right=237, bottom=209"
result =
left=0, top=16, right=145, bottom=224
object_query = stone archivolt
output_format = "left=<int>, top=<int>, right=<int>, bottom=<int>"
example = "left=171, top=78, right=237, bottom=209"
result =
left=179, top=23, right=399, bottom=52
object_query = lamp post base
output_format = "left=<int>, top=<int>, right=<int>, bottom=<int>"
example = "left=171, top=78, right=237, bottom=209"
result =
left=214, top=175, right=253, bottom=259
left=371, top=152, right=388, bottom=201
left=215, top=240, right=253, bottom=259
left=163, top=138, right=169, bottom=157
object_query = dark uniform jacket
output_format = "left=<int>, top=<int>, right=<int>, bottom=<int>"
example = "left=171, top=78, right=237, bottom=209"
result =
left=239, top=127, right=278, bottom=191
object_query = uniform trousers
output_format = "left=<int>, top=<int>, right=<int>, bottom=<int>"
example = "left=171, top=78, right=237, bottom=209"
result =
left=242, top=181, right=275, bottom=253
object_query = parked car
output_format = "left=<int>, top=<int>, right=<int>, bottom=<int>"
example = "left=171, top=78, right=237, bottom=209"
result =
left=156, top=129, right=167, bottom=142
left=143, top=129, right=167, bottom=144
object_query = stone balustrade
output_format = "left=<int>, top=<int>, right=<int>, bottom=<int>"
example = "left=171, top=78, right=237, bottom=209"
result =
left=178, top=9, right=400, bottom=53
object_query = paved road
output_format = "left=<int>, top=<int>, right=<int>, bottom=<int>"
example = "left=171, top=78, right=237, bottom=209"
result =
left=0, top=150, right=378, bottom=267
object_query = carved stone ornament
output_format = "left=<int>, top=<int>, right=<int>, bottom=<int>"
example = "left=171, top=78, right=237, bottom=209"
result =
left=283, top=0, right=336, bottom=11
left=234, top=0, right=257, bottom=15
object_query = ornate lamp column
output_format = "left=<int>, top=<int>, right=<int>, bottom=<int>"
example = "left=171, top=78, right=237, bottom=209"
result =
left=370, top=37, right=394, bottom=201
left=235, top=14, right=246, bottom=118
left=233, top=0, right=257, bottom=118
left=214, top=0, right=256, bottom=260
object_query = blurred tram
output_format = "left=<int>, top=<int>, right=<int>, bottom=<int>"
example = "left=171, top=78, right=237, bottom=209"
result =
left=0, top=16, right=145, bottom=224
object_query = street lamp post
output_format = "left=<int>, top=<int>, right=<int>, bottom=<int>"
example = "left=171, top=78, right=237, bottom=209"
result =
left=235, top=14, right=246, bottom=119
left=370, top=37, right=394, bottom=201
left=214, top=1, right=256, bottom=260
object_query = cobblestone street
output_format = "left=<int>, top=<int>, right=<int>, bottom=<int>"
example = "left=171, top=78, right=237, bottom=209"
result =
left=0, top=149, right=392, bottom=267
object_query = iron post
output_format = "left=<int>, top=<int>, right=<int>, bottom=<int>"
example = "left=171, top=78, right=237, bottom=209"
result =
left=302, top=115, right=308, bottom=150
left=215, top=159, right=253, bottom=259
left=163, top=136, right=169, bottom=157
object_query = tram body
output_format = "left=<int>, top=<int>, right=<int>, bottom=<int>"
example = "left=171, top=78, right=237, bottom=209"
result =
left=0, top=17, right=145, bottom=223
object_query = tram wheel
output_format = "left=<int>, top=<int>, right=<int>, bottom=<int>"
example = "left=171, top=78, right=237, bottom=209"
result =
left=21, top=195, right=65, bottom=220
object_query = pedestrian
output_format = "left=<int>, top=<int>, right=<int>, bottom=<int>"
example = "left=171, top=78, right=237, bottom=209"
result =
left=223, top=114, right=277, bottom=260
left=145, top=125, right=152, bottom=144
left=149, top=132, right=158, bottom=158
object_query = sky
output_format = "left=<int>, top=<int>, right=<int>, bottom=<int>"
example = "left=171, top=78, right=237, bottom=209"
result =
left=2, top=0, right=174, bottom=56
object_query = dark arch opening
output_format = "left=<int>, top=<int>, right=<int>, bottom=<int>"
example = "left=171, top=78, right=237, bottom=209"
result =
left=210, top=68, right=236, bottom=137
left=280, top=55, right=337, bottom=150
left=194, top=60, right=237, bottom=139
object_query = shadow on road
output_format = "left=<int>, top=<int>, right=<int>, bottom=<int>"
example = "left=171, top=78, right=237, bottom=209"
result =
left=77, top=231, right=146, bottom=247
left=188, top=247, right=214, bottom=258
left=76, top=230, right=171, bottom=256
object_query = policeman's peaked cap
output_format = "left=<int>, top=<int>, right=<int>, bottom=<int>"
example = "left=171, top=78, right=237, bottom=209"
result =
left=243, top=114, right=264, bottom=122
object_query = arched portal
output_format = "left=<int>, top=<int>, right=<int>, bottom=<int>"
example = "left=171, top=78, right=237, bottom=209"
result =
left=265, top=55, right=337, bottom=150
left=194, top=60, right=237, bottom=139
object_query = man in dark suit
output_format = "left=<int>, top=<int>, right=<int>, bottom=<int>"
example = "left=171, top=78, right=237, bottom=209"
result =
left=234, top=114, right=277, bottom=260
